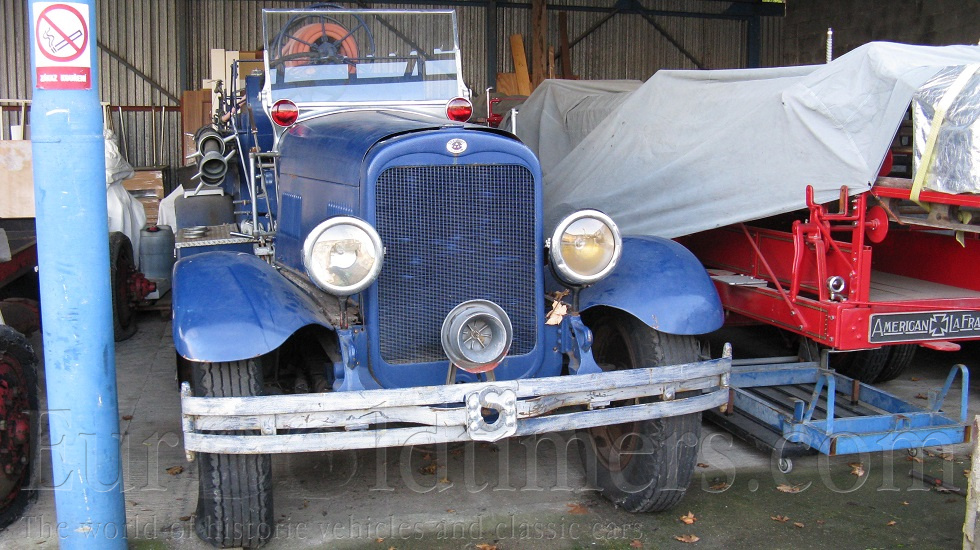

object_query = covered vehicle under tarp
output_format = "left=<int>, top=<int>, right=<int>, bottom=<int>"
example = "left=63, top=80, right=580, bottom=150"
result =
left=518, top=42, right=980, bottom=238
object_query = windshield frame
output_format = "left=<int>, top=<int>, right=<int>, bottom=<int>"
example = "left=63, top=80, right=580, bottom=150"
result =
left=261, top=8, right=466, bottom=108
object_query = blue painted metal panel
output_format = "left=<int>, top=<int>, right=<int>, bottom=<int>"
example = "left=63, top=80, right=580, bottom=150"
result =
left=277, top=110, right=517, bottom=185
left=274, top=176, right=360, bottom=272
left=172, top=251, right=333, bottom=362
left=577, top=236, right=724, bottom=335
left=245, top=74, right=274, bottom=152
left=279, top=110, right=451, bottom=185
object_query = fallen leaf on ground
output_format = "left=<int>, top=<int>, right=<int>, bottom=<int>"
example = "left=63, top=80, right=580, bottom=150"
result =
left=939, top=452, right=955, bottom=461
left=166, top=466, right=184, bottom=475
left=674, top=534, right=699, bottom=543
left=910, top=377, right=920, bottom=381
left=438, top=477, right=451, bottom=484
left=776, top=483, right=804, bottom=493
left=475, top=544, right=497, bottom=550
left=121, top=415, right=133, bottom=421
left=450, top=448, right=464, bottom=458
left=567, top=502, right=589, bottom=515
left=446, top=509, right=456, bottom=513
left=816, top=520, right=826, bottom=525
left=375, top=538, right=384, bottom=543
left=630, top=540, right=643, bottom=548
left=418, top=463, right=437, bottom=475
left=902, top=501, right=910, bottom=506
left=793, top=522, right=805, bottom=529
left=697, top=463, right=709, bottom=468
left=708, top=481, right=729, bottom=491
left=771, top=515, right=789, bottom=522
left=680, top=511, right=696, bottom=525
left=907, top=456, right=924, bottom=464
left=849, top=462, right=866, bottom=477
left=178, top=516, right=190, bottom=521
left=886, top=521, right=897, bottom=526
left=915, top=393, right=928, bottom=400
left=421, top=453, right=432, bottom=461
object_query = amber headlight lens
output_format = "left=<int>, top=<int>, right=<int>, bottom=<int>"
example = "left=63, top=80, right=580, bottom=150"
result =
left=303, top=217, right=384, bottom=296
left=550, top=210, right=621, bottom=285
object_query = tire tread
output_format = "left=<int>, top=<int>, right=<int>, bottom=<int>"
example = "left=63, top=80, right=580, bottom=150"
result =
left=193, top=359, right=273, bottom=548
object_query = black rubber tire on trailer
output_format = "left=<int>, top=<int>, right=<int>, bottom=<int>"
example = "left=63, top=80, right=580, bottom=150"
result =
left=0, top=326, right=39, bottom=529
left=109, top=232, right=138, bottom=342
left=832, top=347, right=890, bottom=384
left=192, top=359, right=273, bottom=548
left=579, top=312, right=702, bottom=513
left=874, top=345, right=918, bottom=383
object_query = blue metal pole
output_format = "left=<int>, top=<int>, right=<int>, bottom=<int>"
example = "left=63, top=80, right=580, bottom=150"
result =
left=28, top=1, right=127, bottom=547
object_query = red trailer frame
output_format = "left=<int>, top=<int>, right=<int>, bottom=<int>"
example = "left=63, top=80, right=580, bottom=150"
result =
left=684, top=180, right=980, bottom=352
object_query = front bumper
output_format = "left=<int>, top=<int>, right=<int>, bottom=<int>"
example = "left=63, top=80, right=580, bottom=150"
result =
left=180, top=353, right=731, bottom=457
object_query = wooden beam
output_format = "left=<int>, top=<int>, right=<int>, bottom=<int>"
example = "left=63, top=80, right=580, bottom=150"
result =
left=558, top=11, right=572, bottom=78
left=530, top=0, right=547, bottom=88
left=510, top=34, right=532, bottom=96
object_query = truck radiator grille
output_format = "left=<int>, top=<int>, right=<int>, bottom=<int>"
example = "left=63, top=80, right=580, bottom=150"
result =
left=376, top=165, right=537, bottom=365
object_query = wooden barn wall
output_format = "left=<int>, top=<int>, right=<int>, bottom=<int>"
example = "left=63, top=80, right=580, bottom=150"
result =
left=1, top=0, right=785, bottom=170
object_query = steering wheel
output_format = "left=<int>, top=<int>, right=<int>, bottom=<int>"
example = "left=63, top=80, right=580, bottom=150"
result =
left=272, top=13, right=377, bottom=71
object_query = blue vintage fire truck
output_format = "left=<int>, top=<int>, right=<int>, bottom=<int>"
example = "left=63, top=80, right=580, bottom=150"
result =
left=173, top=6, right=728, bottom=547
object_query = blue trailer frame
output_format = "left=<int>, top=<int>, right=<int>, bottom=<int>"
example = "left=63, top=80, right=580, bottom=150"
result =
left=709, top=353, right=971, bottom=469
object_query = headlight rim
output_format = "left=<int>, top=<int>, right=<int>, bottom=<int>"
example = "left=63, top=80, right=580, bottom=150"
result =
left=302, top=216, right=384, bottom=296
left=549, top=209, right=622, bottom=286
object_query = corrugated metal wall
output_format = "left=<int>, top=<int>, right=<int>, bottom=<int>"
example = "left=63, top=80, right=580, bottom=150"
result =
left=1, top=0, right=784, bottom=169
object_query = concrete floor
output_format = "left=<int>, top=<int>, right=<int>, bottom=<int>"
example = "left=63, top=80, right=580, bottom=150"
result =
left=0, top=315, right=976, bottom=549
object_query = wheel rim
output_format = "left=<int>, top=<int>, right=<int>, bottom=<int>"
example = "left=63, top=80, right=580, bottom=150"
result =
left=587, top=323, right=641, bottom=473
left=0, top=352, right=31, bottom=512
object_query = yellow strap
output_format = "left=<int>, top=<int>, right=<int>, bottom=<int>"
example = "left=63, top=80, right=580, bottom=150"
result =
left=955, top=211, right=973, bottom=247
left=910, top=64, right=980, bottom=206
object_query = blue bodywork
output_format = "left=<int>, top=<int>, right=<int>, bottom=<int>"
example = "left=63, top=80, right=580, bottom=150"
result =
left=173, top=251, right=331, bottom=362
left=172, top=107, right=724, bottom=387
left=576, top=236, right=724, bottom=335
left=173, top=51, right=723, bottom=391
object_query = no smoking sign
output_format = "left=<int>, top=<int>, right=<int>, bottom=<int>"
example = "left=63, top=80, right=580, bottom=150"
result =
left=33, top=2, right=92, bottom=90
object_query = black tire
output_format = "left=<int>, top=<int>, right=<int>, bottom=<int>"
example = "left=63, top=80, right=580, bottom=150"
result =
left=579, top=312, right=702, bottom=513
left=0, top=326, right=39, bottom=529
left=192, top=359, right=273, bottom=548
left=874, top=345, right=918, bottom=383
left=109, top=232, right=138, bottom=342
left=831, top=347, right=890, bottom=384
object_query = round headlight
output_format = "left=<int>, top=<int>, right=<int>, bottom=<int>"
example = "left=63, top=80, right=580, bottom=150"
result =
left=549, top=210, right=622, bottom=285
left=303, top=217, right=384, bottom=296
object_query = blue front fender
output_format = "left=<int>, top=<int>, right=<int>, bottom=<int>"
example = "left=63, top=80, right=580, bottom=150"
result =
left=173, top=251, right=333, bottom=363
left=579, top=236, right=724, bottom=335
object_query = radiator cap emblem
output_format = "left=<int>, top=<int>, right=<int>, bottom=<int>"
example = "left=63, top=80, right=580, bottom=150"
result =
left=447, top=138, right=467, bottom=155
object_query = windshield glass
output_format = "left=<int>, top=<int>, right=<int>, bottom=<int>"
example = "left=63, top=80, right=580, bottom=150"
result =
left=263, top=10, right=461, bottom=104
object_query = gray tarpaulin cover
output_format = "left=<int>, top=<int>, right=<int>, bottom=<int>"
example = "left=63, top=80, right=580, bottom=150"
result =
left=516, top=42, right=980, bottom=238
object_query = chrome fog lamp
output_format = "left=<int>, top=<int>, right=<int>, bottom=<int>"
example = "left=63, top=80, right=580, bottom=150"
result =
left=549, top=209, right=622, bottom=285
left=303, top=217, right=384, bottom=296
left=441, top=300, right=513, bottom=373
